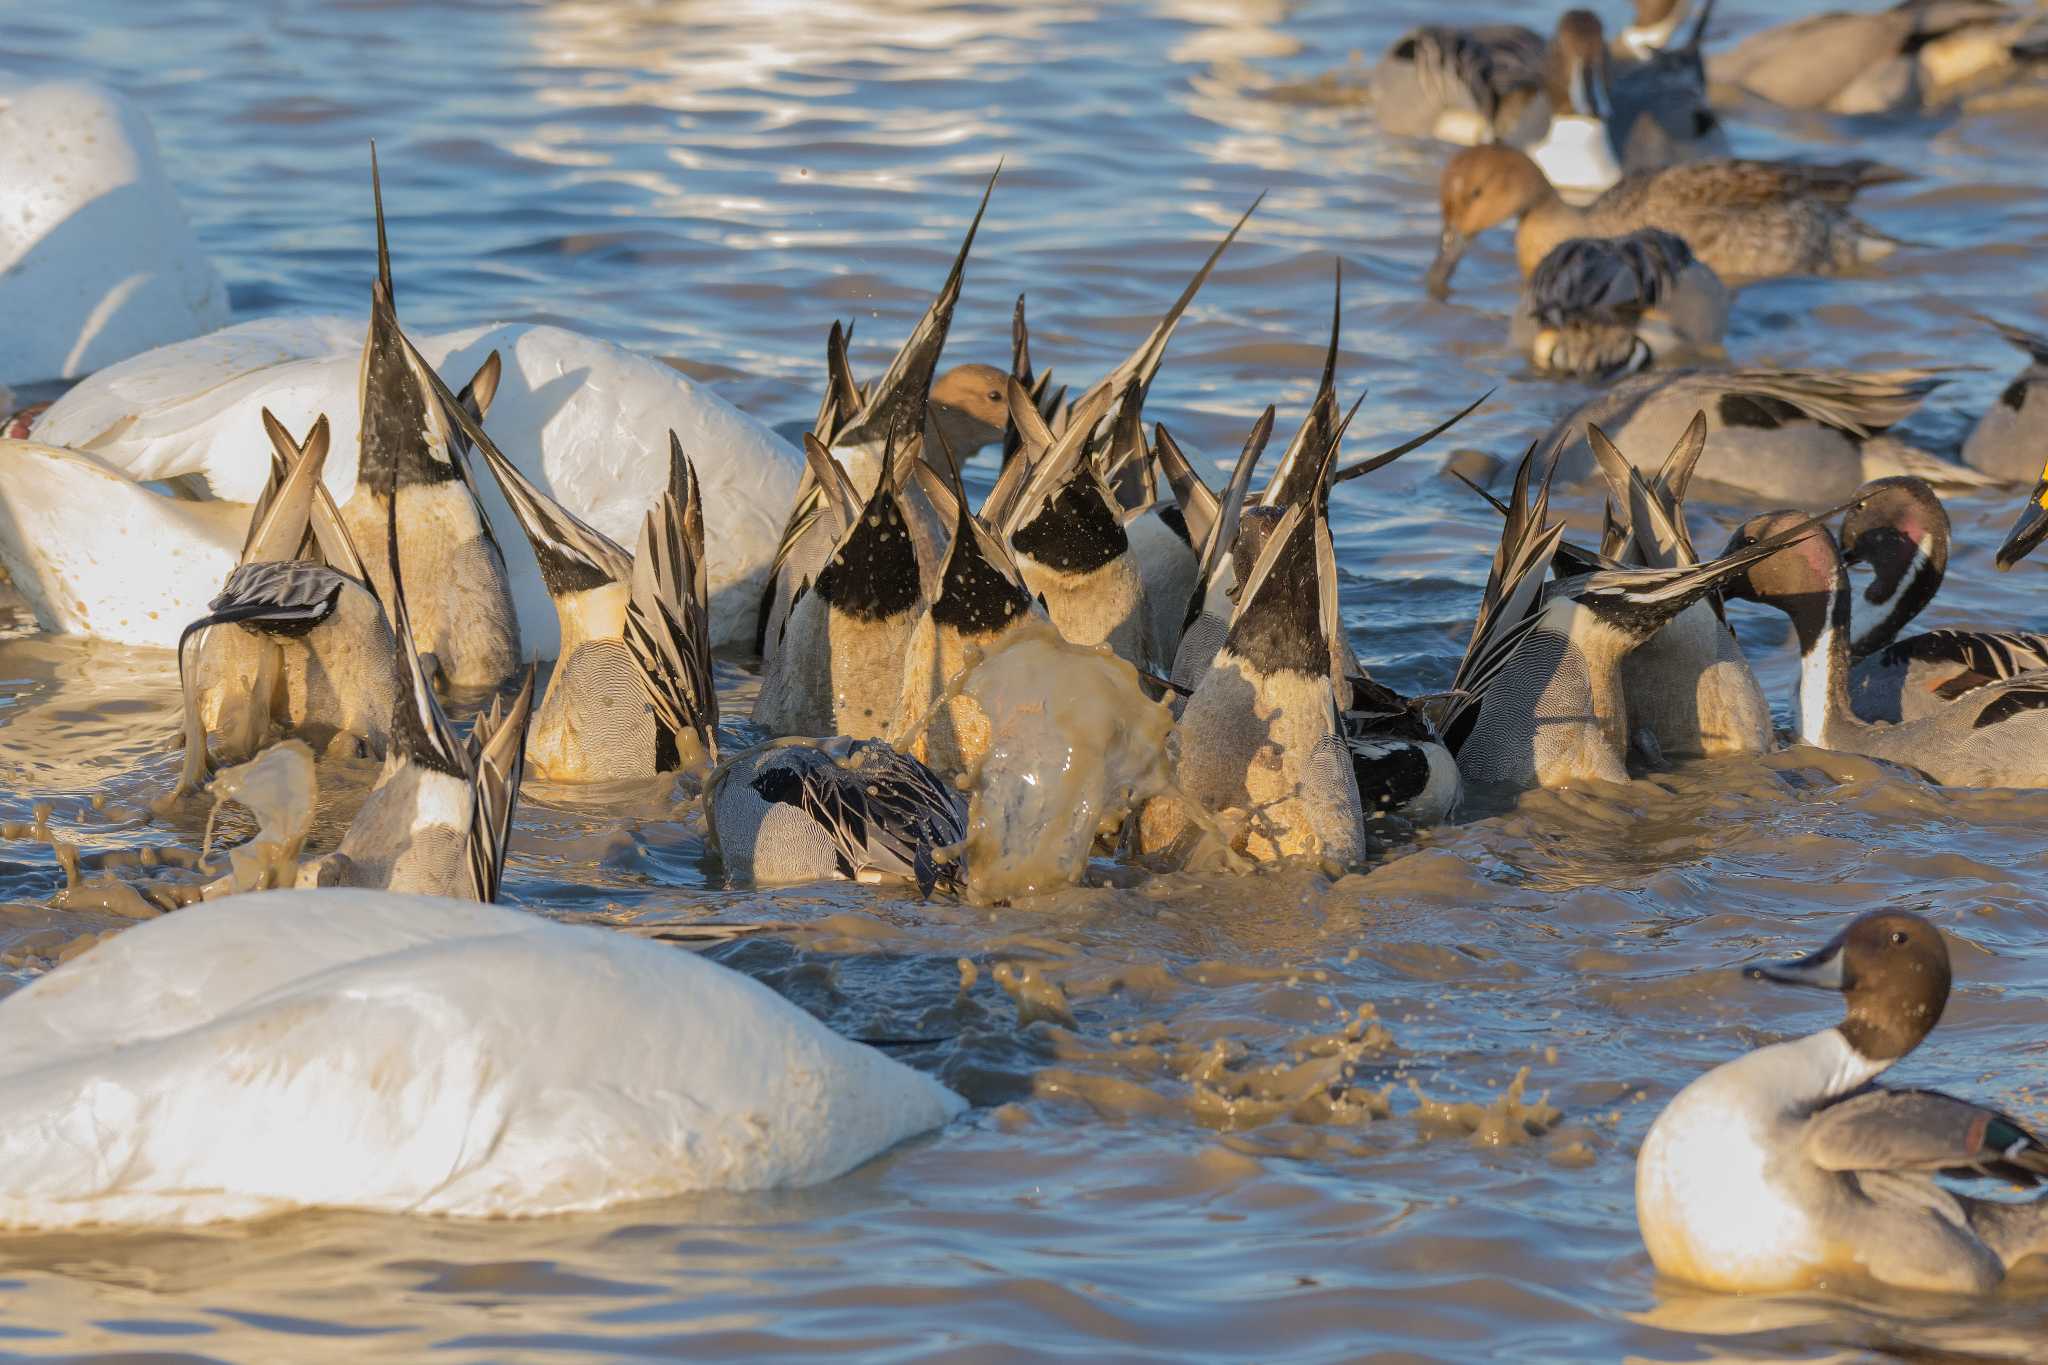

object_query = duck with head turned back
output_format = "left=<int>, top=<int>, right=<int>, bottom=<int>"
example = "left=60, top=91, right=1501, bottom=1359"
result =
left=1639, top=911, right=2048, bottom=1295
left=1370, top=20, right=1547, bottom=148
left=1721, top=511, right=2048, bottom=787
left=1424, top=145, right=1908, bottom=298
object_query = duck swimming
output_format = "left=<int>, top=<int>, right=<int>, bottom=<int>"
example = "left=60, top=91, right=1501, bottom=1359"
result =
left=1425, top=145, right=1908, bottom=297
left=1959, top=313, right=2048, bottom=484
left=0, top=889, right=963, bottom=1227
left=1371, top=21, right=1547, bottom=148
left=1721, top=510, right=2048, bottom=787
left=1638, top=911, right=2048, bottom=1294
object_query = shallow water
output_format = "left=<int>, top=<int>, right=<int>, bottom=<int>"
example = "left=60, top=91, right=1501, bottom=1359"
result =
left=7, top=0, right=2048, bottom=1358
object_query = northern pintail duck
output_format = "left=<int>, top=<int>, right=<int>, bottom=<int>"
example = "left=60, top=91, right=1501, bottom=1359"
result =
left=1584, top=417, right=1774, bottom=760
left=1526, top=9, right=1722, bottom=200
left=1541, top=367, right=1996, bottom=502
left=342, top=149, right=521, bottom=694
left=1638, top=911, right=2048, bottom=1294
left=1722, top=511, right=2048, bottom=786
left=1606, top=0, right=1727, bottom=172
left=447, top=369, right=718, bottom=784
left=759, top=169, right=997, bottom=666
left=1371, top=22, right=1547, bottom=147
left=1438, top=445, right=1817, bottom=792
left=1960, top=314, right=2048, bottom=483
left=297, top=498, right=535, bottom=899
left=1709, top=0, right=2048, bottom=115
left=0, top=889, right=962, bottom=1227
left=176, top=411, right=396, bottom=793
left=1425, top=146, right=1908, bottom=296
left=0, top=78, right=228, bottom=383
left=706, top=736, right=966, bottom=895
left=1511, top=228, right=1730, bottom=377
left=1838, top=476, right=2048, bottom=722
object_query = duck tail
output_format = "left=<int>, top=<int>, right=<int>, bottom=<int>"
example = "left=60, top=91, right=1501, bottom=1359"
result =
left=626, top=435, right=720, bottom=774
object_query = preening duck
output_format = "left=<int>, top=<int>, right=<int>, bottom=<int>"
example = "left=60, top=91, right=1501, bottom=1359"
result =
left=1425, top=146, right=1909, bottom=297
left=1721, top=511, right=2048, bottom=787
left=1512, top=228, right=1729, bottom=377
left=1638, top=911, right=2048, bottom=1294
left=1541, top=367, right=1993, bottom=502
left=0, top=890, right=963, bottom=1228
left=1837, top=476, right=2048, bottom=722
left=1371, top=22, right=1547, bottom=148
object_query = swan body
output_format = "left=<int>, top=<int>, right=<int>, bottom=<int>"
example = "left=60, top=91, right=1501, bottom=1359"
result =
left=21, top=317, right=802, bottom=651
left=0, top=890, right=963, bottom=1228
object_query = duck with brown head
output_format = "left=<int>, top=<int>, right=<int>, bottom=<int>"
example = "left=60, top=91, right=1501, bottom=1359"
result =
left=1721, top=511, right=2048, bottom=785
left=1638, top=911, right=2048, bottom=1294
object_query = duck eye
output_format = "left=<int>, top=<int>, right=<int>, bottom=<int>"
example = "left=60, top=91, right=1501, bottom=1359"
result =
left=988, top=391, right=1001, bottom=402
left=1890, top=930, right=1909, bottom=946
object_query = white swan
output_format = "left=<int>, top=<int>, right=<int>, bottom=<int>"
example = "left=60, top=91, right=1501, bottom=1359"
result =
left=0, top=889, right=963, bottom=1228
left=12, top=316, right=802, bottom=652
left=0, top=79, right=229, bottom=382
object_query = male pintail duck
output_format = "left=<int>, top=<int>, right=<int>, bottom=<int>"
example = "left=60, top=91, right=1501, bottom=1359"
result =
left=297, top=493, right=535, bottom=900
left=1838, top=476, right=2048, bottom=722
left=1607, top=0, right=1727, bottom=176
left=177, top=411, right=396, bottom=794
left=340, top=147, right=521, bottom=694
left=1438, top=446, right=1823, bottom=792
left=1638, top=911, right=2048, bottom=1294
left=0, top=889, right=963, bottom=1227
left=1540, top=367, right=1996, bottom=503
left=1722, top=511, right=2048, bottom=786
left=754, top=433, right=930, bottom=739
left=759, top=169, right=998, bottom=665
left=1617, top=0, right=1698, bottom=59
left=1709, top=0, right=2048, bottom=115
left=1425, top=146, right=1909, bottom=297
left=1583, top=416, right=1774, bottom=760
left=706, top=736, right=966, bottom=895
left=1512, top=228, right=1730, bottom=377
left=1370, top=22, right=1547, bottom=148
left=439, top=357, right=717, bottom=783
left=1959, top=314, right=2048, bottom=483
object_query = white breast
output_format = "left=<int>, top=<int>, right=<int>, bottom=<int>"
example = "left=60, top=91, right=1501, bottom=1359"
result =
left=1529, top=116, right=1623, bottom=199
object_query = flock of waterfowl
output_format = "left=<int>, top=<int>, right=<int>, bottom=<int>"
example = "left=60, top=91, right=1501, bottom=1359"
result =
left=2, top=0, right=2048, bottom=1301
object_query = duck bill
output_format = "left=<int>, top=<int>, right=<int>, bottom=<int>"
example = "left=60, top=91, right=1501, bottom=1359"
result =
left=1424, top=227, right=1469, bottom=301
left=1746, top=933, right=1848, bottom=991
left=1995, top=483, right=2048, bottom=570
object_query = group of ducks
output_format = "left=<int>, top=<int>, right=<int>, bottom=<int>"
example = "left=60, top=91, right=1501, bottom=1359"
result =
left=3, top=0, right=2048, bottom=1302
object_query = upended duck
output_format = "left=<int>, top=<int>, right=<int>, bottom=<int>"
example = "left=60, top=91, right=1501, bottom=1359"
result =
left=1540, top=367, right=1996, bottom=503
left=1638, top=910, right=2048, bottom=1294
left=1425, top=145, right=1909, bottom=297
left=0, top=889, right=963, bottom=1228
left=1721, top=510, right=2048, bottom=787
left=1837, top=476, right=2048, bottom=722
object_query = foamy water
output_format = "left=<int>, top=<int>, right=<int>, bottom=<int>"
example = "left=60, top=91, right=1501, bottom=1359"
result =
left=6, top=0, right=2048, bottom=1358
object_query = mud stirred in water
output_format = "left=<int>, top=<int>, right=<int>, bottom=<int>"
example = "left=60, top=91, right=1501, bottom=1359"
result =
left=6, top=0, right=2048, bottom=1358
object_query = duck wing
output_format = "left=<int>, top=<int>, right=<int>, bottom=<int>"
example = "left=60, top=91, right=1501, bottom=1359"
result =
left=1806, top=1087, right=2048, bottom=1185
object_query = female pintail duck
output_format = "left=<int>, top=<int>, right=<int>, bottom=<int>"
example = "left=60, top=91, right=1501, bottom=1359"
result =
left=1370, top=22, right=1547, bottom=148
left=0, top=888, right=962, bottom=1228
left=297, top=496, right=535, bottom=900
left=1512, top=228, right=1730, bottom=377
left=1582, top=417, right=1773, bottom=760
left=1438, top=446, right=1822, bottom=792
left=1540, top=367, right=1996, bottom=503
left=1838, top=476, right=2048, bottom=722
left=177, top=411, right=397, bottom=794
left=1638, top=911, right=2048, bottom=1294
left=754, top=433, right=930, bottom=740
left=443, top=363, right=718, bottom=784
left=337, top=148, right=520, bottom=694
left=759, top=168, right=998, bottom=665
left=0, top=78, right=229, bottom=383
left=1721, top=511, right=2048, bottom=787
left=706, top=736, right=966, bottom=895
left=1709, top=0, right=2048, bottom=115
left=1424, top=145, right=1908, bottom=297
left=1960, top=314, right=2048, bottom=483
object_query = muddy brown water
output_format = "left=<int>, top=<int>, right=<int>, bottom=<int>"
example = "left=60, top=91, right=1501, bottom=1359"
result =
left=6, top=0, right=2048, bottom=1359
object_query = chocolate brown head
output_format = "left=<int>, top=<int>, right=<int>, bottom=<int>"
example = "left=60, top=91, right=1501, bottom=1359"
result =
left=1838, top=477, right=1949, bottom=654
left=1718, top=511, right=1846, bottom=651
left=929, top=363, right=1011, bottom=460
left=1546, top=11, right=1612, bottom=117
left=1747, top=910, right=1951, bottom=1062
left=1425, top=147, right=1552, bottom=299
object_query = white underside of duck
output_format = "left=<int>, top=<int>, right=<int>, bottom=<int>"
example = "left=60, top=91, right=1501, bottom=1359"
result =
left=0, top=890, right=963, bottom=1228
left=1528, top=116, right=1623, bottom=201
left=15, top=317, right=802, bottom=652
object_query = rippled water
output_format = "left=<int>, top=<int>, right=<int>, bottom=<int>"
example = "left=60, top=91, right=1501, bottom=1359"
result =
left=8, top=0, right=2048, bottom=1359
